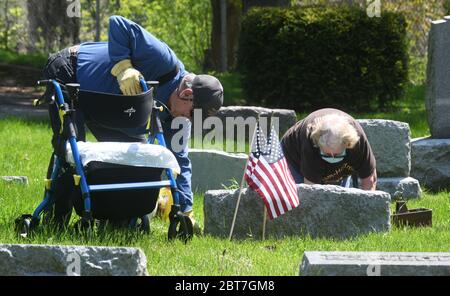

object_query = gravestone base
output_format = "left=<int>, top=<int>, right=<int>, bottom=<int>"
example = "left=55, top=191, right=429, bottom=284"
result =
left=300, top=251, right=450, bottom=276
left=204, top=184, right=391, bottom=240
left=0, top=244, right=148, bottom=276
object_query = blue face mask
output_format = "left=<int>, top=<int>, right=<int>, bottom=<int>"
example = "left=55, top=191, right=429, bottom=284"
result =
left=320, top=150, right=346, bottom=164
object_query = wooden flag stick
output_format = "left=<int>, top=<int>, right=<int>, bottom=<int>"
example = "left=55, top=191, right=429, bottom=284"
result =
left=262, top=206, right=267, bottom=240
left=227, top=166, right=247, bottom=241
left=228, top=120, right=259, bottom=241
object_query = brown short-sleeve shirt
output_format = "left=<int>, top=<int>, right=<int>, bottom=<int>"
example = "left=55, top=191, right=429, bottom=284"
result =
left=281, top=108, right=376, bottom=184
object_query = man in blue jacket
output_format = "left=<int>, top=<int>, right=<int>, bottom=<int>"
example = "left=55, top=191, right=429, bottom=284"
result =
left=42, top=15, right=223, bottom=230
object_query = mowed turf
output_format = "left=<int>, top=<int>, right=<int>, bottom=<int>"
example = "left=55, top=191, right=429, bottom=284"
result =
left=0, top=117, right=449, bottom=275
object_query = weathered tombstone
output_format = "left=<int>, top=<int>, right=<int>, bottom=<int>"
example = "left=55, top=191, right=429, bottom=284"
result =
left=409, top=16, right=450, bottom=191
left=0, top=244, right=148, bottom=276
left=425, top=18, right=450, bottom=138
left=1, top=176, right=29, bottom=185
left=411, top=137, right=450, bottom=191
left=376, top=177, right=421, bottom=200
left=204, top=184, right=391, bottom=239
left=190, top=149, right=247, bottom=192
left=300, top=251, right=450, bottom=276
left=357, top=119, right=411, bottom=177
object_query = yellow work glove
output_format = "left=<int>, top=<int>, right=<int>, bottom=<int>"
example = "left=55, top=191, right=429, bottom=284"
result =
left=182, top=210, right=202, bottom=236
left=111, top=59, right=143, bottom=96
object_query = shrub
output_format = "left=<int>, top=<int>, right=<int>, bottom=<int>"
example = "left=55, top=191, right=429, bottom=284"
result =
left=237, top=6, right=409, bottom=112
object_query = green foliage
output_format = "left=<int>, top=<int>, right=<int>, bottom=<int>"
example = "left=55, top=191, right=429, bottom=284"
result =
left=107, top=0, right=212, bottom=73
left=0, top=0, right=211, bottom=73
left=0, top=49, right=47, bottom=69
left=238, top=6, right=409, bottom=112
left=143, top=0, right=212, bottom=73
left=0, top=0, right=27, bottom=52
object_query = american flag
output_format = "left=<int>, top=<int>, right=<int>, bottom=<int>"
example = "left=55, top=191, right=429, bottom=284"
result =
left=245, top=122, right=300, bottom=220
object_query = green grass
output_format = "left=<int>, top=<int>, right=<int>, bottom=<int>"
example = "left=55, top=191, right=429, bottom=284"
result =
left=0, top=117, right=449, bottom=275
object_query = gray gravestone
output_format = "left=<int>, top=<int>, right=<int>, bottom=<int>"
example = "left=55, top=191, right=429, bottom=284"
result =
left=1, top=176, right=29, bottom=185
left=190, top=149, right=247, bottom=192
left=425, top=18, right=450, bottom=138
left=300, top=251, right=450, bottom=276
left=411, top=137, right=450, bottom=191
left=357, top=119, right=411, bottom=177
left=0, top=244, right=148, bottom=276
left=376, top=177, right=421, bottom=200
left=204, top=184, right=391, bottom=239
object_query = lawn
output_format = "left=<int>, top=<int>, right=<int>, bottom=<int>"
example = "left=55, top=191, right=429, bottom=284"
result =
left=0, top=117, right=449, bottom=275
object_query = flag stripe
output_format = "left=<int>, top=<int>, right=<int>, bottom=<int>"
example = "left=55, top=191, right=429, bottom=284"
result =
left=272, top=161, right=297, bottom=208
left=253, top=165, right=283, bottom=218
left=259, top=156, right=292, bottom=212
left=246, top=173, right=277, bottom=219
left=277, top=159, right=299, bottom=205
left=279, top=158, right=299, bottom=202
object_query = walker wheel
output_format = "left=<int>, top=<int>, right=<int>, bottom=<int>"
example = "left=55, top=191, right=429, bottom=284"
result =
left=168, top=214, right=193, bottom=243
left=139, top=215, right=151, bottom=233
left=15, top=214, right=34, bottom=238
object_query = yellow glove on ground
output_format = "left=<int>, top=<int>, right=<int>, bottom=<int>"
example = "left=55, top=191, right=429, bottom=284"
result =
left=111, top=59, right=143, bottom=96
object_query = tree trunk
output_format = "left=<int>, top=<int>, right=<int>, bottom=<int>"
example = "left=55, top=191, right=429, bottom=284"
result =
left=95, top=0, right=101, bottom=41
left=3, top=0, right=9, bottom=50
left=210, top=0, right=242, bottom=72
left=26, top=0, right=80, bottom=53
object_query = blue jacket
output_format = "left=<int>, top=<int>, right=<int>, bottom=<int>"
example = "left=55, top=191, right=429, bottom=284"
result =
left=76, top=15, right=193, bottom=213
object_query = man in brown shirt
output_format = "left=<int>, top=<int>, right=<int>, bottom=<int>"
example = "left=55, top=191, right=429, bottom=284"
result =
left=281, top=108, right=377, bottom=190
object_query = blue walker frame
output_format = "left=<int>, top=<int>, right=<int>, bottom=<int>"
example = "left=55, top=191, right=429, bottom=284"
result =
left=17, top=78, right=190, bottom=240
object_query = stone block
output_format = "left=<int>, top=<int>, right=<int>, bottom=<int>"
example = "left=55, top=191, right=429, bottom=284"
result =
left=411, top=137, right=450, bottom=191
left=190, top=149, right=247, bottom=192
left=300, top=251, right=450, bottom=276
left=358, top=119, right=411, bottom=177
left=376, top=177, right=421, bottom=200
left=0, top=244, right=148, bottom=276
left=204, top=184, right=391, bottom=239
left=425, top=19, right=450, bottom=138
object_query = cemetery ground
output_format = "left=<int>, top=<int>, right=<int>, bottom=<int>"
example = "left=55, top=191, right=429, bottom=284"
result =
left=0, top=111, right=449, bottom=275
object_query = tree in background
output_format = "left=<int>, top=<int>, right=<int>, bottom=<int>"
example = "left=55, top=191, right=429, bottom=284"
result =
left=290, top=0, right=448, bottom=84
left=0, top=0, right=28, bottom=52
left=141, top=0, right=212, bottom=73
left=209, top=0, right=290, bottom=72
left=27, top=0, right=80, bottom=53
left=81, top=0, right=212, bottom=74
left=82, top=0, right=120, bottom=42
